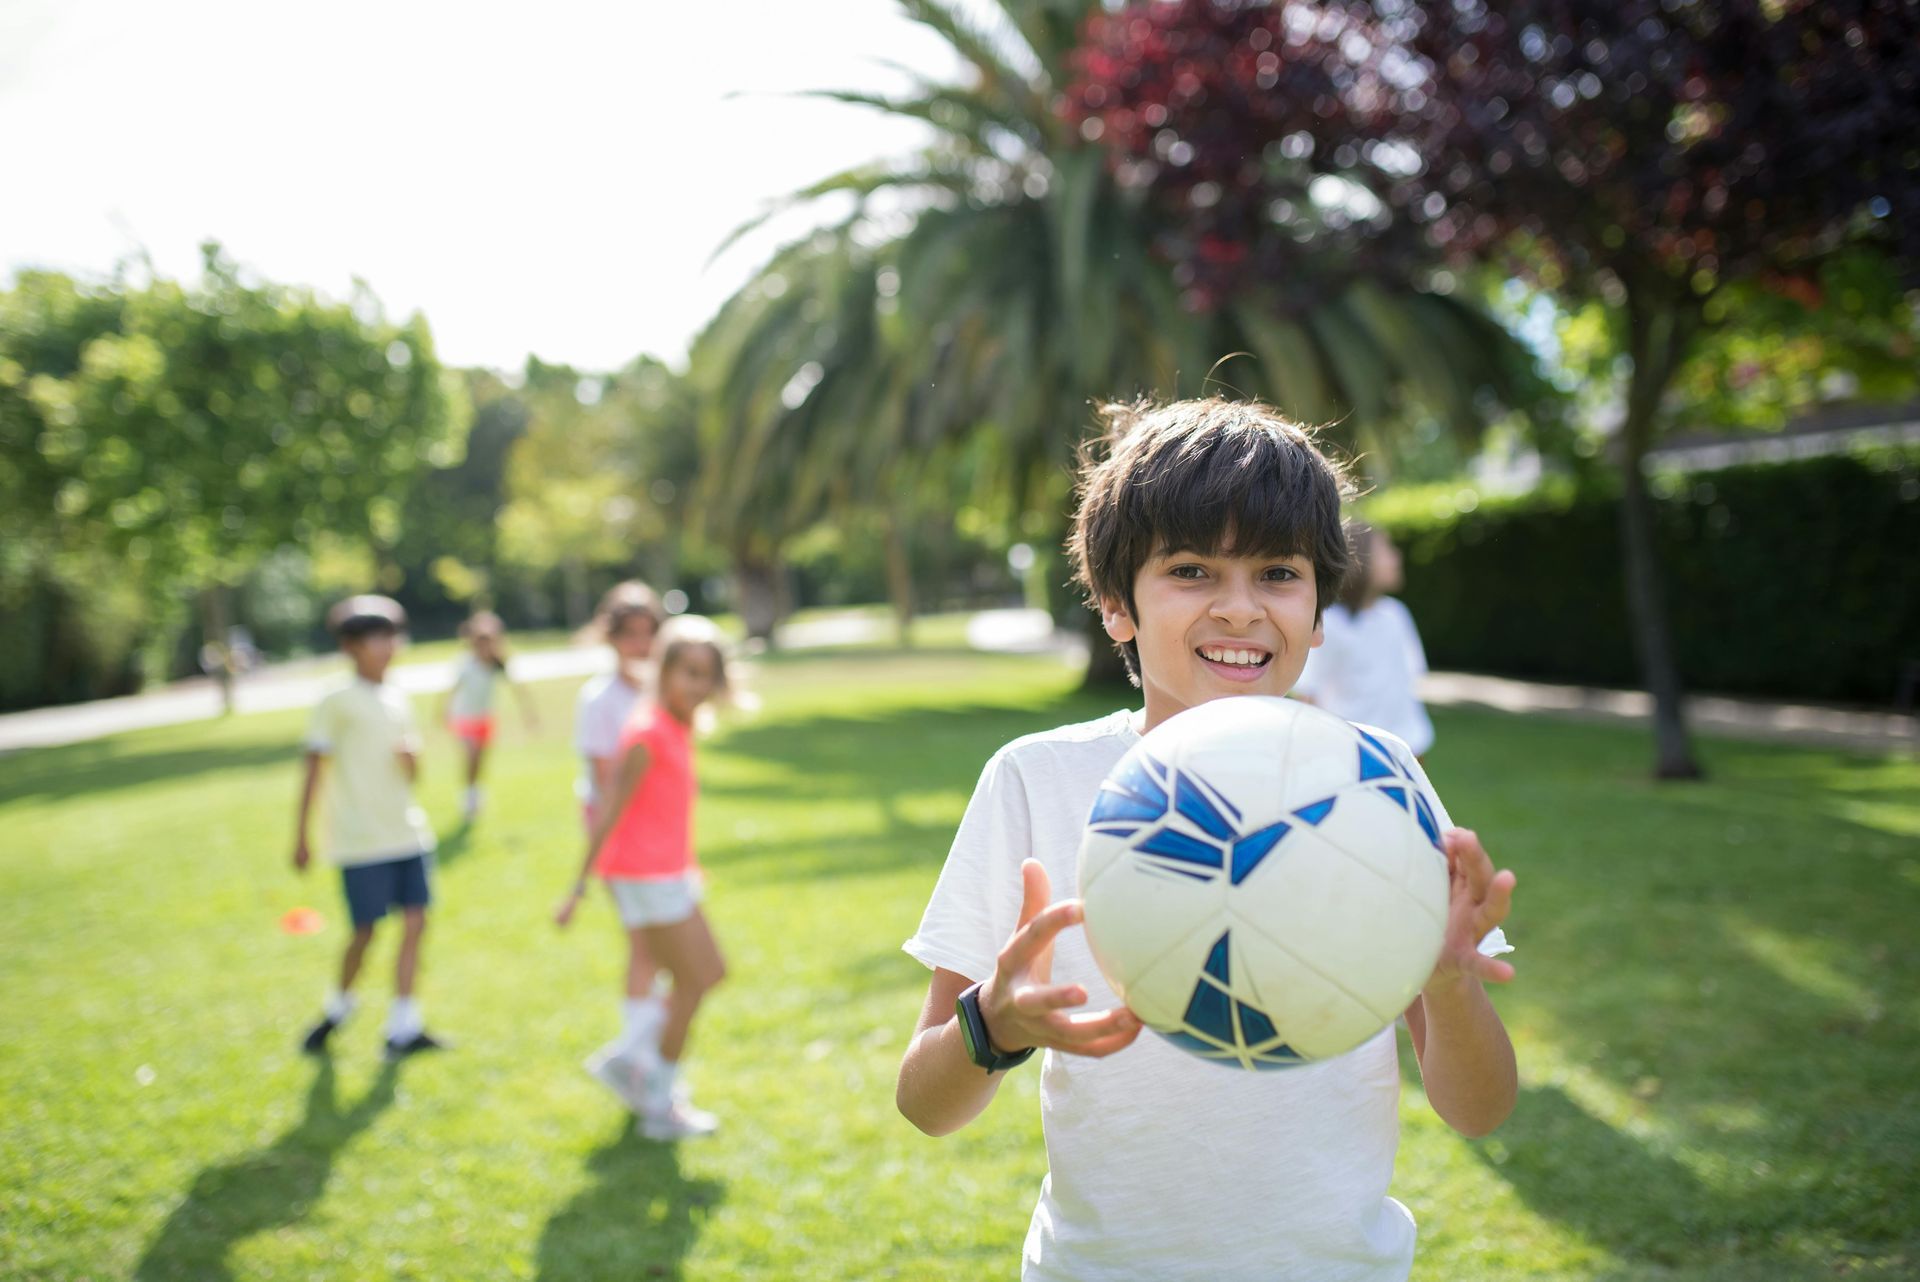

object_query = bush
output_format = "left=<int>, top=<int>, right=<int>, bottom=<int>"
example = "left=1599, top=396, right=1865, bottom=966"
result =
left=1369, top=446, right=1920, bottom=705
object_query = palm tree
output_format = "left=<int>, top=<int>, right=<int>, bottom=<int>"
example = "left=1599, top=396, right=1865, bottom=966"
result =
left=695, top=0, right=1546, bottom=670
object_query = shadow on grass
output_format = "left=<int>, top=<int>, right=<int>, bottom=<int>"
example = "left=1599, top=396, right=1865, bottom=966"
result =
left=435, top=821, right=474, bottom=868
left=0, top=737, right=304, bottom=806
left=1403, top=708, right=1920, bottom=1269
left=1461, top=1081, right=1734, bottom=1268
left=707, top=691, right=1113, bottom=802
left=133, top=1058, right=399, bottom=1281
left=534, top=1120, right=725, bottom=1281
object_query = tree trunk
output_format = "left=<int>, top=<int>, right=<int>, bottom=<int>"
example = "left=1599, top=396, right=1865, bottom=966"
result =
left=561, top=558, right=590, bottom=629
left=1618, top=290, right=1703, bottom=780
left=199, top=585, right=236, bottom=716
left=735, top=555, right=782, bottom=643
left=883, top=504, right=916, bottom=649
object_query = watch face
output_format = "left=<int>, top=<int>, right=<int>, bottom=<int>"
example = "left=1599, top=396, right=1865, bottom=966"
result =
left=958, top=985, right=993, bottom=1069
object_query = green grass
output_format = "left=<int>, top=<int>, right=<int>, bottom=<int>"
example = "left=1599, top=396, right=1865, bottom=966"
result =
left=2, top=649, right=1915, bottom=1280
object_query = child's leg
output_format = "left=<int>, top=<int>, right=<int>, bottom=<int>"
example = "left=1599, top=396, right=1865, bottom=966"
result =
left=305, top=920, right=374, bottom=1051
left=626, top=928, right=659, bottom=999
left=340, top=924, right=376, bottom=992
left=464, top=739, right=485, bottom=789
left=394, top=907, right=426, bottom=998
left=642, top=908, right=725, bottom=1066
left=385, top=907, right=430, bottom=1045
left=611, top=927, right=666, bottom=1058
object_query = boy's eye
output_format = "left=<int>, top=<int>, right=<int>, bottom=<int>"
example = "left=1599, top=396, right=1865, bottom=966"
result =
left=1264, top=566, right=1299, bottom=582
left=1169, top=564, right=1206, bottom=580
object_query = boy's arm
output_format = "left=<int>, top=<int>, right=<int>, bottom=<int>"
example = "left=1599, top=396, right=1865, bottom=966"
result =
left=556, top=740, right=651, bottom=926
left=897, top=860, right=1141, bottom=1137
left=1406, top=829, right=1518, bottom=1138
left=292, top=752, right=324, bottom=871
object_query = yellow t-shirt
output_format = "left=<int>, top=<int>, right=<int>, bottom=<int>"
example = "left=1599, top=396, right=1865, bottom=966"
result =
left=305, top=679, right=436, bottom=865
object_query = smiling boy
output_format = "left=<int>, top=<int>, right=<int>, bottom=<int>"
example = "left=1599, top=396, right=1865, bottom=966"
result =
left=897, top=398, right=1516, bottom=1281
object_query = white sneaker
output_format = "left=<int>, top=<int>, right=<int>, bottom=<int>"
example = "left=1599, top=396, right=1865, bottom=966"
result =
left=583, top=1047, right=650, bottom=1112
left=639, top=1098, right=719, bottom=1141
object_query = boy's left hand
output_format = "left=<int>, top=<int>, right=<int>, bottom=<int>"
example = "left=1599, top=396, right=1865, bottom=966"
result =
left=1425, top=828, right=1516, bottom=992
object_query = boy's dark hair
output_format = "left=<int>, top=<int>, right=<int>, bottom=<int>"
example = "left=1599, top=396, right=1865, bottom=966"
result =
left=1336, top=521, right=1381, bottom=612
left=1068, top=396, right=1354, bottom=682
left=326, top=594, right=408, bottom=641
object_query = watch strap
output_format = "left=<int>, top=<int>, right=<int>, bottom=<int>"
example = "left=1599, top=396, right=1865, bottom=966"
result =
left=956, top=981, right=1036, bottom=1073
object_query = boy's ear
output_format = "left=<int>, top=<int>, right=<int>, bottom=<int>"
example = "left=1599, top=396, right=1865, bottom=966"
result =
left=1311, top=613, right=1324, bottom=649
left=1099, top=597, right=1136, bottom=644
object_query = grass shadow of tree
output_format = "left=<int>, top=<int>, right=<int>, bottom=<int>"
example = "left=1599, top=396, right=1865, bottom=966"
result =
left=534, top=1121, right=725, bottom=1281
left=0, top=738, right=304, bottom=806
left=133, top=1058, right=399, bottom=1281
left=434, top=821, right=474, bottom=868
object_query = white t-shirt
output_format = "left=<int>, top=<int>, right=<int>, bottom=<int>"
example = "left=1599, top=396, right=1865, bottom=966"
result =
left=305, top=679, right=435, bottom=865
left=906, top=710, right=1507, bottom=1282
left=1294, top=599, right=1434, bottom=756
left=447, top=655, right=505, bottom=720
left=574, top=672, right=644, bottom=804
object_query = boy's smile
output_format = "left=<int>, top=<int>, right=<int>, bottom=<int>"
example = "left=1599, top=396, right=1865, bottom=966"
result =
left=1104, top=548, right=1323, bottom=732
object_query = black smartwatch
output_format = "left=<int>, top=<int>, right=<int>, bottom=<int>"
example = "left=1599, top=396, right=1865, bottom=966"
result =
left=956, top=981, right=1036, bottom=1073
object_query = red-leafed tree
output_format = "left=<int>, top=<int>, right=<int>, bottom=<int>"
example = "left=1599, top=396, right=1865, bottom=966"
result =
left=1074, top=0, right=1920, bottom=777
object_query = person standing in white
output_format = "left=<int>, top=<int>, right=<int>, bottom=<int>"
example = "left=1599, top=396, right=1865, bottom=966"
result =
left=571, top=581, right=668, bottom=1107
left=1293, top=524, right=1434, bottom=758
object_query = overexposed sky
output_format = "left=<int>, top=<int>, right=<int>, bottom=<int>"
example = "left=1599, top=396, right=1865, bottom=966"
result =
left=0, top=0, right=965, bottom=371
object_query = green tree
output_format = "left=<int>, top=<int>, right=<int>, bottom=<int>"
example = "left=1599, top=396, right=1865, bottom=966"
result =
left=1381, top=0, right=1920, bottom=777
left=495, top=357, right=702, bottom=627
left=699, top=0, right=1546, bottom=672
left=0, top=246, right=460, bottom=709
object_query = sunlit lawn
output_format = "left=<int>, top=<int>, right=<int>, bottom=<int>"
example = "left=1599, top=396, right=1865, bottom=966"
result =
left=2, top=646, right=1916, bottom=1280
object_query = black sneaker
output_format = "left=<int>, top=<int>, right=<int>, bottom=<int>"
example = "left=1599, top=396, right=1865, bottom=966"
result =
left=384, top=1030, right=449, bottom=1061
left=301, top=1017, right=339, bottom=1055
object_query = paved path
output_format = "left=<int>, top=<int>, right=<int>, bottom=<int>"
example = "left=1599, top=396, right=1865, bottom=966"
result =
left=1419, top=671, right=1916, bottom=754
left=1, top=609, right=1911, bottom=755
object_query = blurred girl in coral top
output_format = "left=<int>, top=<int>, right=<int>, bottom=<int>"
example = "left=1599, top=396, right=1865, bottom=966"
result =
left=556, top=616, right=732, bottom=1141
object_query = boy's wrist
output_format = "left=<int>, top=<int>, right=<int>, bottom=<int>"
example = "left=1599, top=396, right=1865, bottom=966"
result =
left=1420, top=970, right=1482, bottom=1012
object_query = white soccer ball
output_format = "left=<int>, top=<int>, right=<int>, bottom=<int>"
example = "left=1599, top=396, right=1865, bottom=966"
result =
left=1078, top=696, right=1449, bottom=1070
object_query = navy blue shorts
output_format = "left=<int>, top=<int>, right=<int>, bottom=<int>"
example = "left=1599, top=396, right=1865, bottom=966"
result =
left=340, top=854, right=433, bottom=929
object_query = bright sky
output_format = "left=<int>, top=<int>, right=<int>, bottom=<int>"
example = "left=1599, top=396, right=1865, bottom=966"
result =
left=0, top=0, right=964, bottom=371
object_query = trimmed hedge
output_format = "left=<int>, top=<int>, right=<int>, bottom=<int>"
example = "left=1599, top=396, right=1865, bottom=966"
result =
left=1369, top=447, right=1920, bottom=705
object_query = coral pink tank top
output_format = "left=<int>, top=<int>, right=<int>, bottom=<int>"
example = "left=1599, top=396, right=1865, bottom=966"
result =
left=595, top=705, right=695, bottom=879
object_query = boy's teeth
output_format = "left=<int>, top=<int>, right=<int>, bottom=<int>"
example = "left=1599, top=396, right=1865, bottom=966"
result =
left=1202, top=647, right=1264, bottom=665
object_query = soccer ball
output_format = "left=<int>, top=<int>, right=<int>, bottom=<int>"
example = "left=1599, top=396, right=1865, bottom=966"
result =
left=1078, top=696, right=1449, bottom=1070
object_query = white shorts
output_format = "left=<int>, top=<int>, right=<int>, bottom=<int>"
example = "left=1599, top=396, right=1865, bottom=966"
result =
left=605, top=872, right=703, bottom=928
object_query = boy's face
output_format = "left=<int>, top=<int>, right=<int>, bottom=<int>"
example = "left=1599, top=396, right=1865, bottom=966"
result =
left=1103, top=546, right=1322, bottom=732
left=342, top=630, right=399, bottom=678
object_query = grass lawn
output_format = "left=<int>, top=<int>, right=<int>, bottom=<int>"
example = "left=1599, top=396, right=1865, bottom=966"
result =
left=2, top=648, right=1916, bottom=1280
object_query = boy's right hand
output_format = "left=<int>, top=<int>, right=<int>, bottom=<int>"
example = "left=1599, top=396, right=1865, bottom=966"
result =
left=553, top=885, right=583, bottom=928
left=978, top=859, right=1143, bottom=1059
left=292, top=838, right=311, bottom=873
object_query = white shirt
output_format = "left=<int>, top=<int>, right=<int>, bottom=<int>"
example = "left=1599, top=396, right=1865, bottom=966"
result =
left=305, top=679, right=435, bottom=865
left=907, top=710, right=1506, bottom=1282
left=574, top=672, right=643, bottom=804
left=447, top=655, right=504, bottom=721
left=1295, top=599, right=1434, bottom=756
